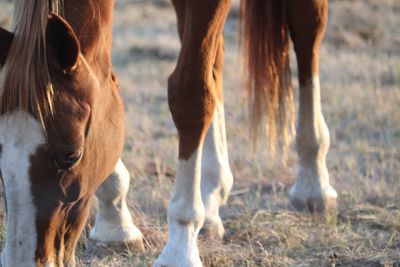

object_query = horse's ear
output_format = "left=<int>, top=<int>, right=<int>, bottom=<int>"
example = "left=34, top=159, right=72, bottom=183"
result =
left=0, top=27, right=14, bottom=67
left=46, top=13, right=80, bottom=72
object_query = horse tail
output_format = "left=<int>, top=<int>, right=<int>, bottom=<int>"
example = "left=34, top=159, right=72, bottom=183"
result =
left=0, top=0, right=63, bottom=127
left=240, top=0, right=294, bottom=155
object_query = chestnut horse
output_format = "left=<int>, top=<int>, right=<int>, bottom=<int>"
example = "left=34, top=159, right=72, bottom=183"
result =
left=0, top=0, right=337, bottom=267
left=0, top=0, right=142, bottom=266
left=154, top=0, right=337, bottom=266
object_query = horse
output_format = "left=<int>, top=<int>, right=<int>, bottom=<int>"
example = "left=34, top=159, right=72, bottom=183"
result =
left=0, top=0, right=337, bottom=267
left=154, top=0, right=337, bottom=266
left=0, top=0, right=143, bottom=266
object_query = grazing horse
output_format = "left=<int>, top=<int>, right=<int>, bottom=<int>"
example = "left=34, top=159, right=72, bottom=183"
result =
left=0, top=0, right=142, bottom=266
left=0, top=1, right=337, bottom=267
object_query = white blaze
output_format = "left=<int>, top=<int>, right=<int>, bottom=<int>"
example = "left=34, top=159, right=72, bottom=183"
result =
left=0, top=111, right=45, bottom=267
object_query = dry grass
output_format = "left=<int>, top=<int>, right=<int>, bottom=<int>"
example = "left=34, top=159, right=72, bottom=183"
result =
left=0, top=0, right=400, bottom=266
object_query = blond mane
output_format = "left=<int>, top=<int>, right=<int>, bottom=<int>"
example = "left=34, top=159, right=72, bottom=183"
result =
left=0, top=0, right=63, bottom=127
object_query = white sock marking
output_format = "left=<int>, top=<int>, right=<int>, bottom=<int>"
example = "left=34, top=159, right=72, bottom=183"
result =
left=91, top=159, right=143, bottom=243
left=291, top=76, right=337, bottom=201
left=155, top=148, right=205, bottom=267
left=201, top=102, right=233, bottom=234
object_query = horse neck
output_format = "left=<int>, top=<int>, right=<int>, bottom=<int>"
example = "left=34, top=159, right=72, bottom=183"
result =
left=64, top=0, right=115, bottom=77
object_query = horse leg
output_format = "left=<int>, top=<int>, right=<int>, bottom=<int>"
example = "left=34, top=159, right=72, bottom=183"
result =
left=89, top=159, right=144, bottom=250
left=155, top=0, right=231, bottom=265
left=286, top=0, right=338, bottom=213
left=171, top=0, right=233, bottom=240
left=62, top=198, right=93, bottom=267
left=201, top=36, right=233, bottom=240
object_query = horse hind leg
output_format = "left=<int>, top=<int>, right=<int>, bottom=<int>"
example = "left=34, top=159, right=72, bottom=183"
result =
left=286, top=0, right=338, bottom=215
left=89, top=159, right=144, bottom=252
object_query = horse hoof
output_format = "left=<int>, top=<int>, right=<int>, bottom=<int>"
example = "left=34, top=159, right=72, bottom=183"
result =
left=86, top=237, right=145, bottom=258
left=199, top=217, right=225, bottom=242
left=87, top=224, right=145, bottom=256
left=153, top=256, right=203, bottom=267
left=290, top=184, right=338, bottom=218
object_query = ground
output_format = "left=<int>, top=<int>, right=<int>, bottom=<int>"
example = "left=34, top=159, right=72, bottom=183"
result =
left=0, top=0, right=399, bottom=266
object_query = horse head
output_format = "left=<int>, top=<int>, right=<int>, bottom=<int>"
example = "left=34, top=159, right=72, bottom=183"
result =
left=0, top=12, right=124, bottom=267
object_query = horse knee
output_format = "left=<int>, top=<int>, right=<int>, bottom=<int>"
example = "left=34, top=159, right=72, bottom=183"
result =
left=168, top=72, right=216, bottom=157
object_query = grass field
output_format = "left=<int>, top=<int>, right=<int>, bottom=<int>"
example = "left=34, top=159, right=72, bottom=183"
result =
left=1, top=0, right=400, bottom=266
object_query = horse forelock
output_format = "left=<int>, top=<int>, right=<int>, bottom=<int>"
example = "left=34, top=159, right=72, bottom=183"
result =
left=0, top=0, right=64, bottom=129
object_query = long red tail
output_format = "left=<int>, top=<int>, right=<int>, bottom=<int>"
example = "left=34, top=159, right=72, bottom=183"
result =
left=240, top=0, right=294, bottom=154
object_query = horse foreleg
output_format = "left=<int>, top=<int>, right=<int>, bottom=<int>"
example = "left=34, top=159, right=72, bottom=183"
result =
left=89, top=159, right=144, bottom=251
left=155, top=1, right=231, bottom=265
left=200, top=36, right=233, bottom=240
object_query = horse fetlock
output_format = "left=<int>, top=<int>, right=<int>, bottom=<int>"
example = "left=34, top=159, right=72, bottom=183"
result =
left=168, top=196, right=206, bottom=229
left=154, top=198, right=205, bottom=266
left=296, top=121, right=330, bottom=161
left=155, top=214, right=204, bottom=267
left=154, top=244, right=202, bottom=267
left=202, top=164, right=233, bottom=199
left=91, top=159, right=143, bottom=247
left=90, top=199, right=143, bottom=246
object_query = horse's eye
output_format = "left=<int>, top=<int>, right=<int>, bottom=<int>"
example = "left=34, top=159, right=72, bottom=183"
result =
left=53, top=149, right=83, bottom=171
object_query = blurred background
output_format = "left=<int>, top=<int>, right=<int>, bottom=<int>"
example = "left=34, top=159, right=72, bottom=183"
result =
left=0, top=0, right=399, bottom=266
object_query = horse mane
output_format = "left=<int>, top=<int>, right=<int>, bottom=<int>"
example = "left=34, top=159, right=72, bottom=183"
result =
left=0, top=0, right=63, bottom=127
